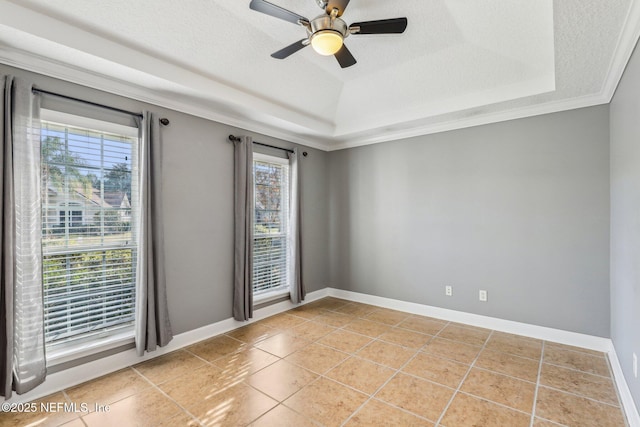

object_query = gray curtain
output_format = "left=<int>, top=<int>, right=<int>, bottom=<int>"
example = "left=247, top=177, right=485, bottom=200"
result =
left=288, top=148, right=305, bottom=303
left=233, top=136, right=254, bottom=321
left=134, top=111, right=172, bottom=356
left=1, top=75, right=46, bottom=398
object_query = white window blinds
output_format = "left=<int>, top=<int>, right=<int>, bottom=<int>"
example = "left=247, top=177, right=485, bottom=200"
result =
left=40, top=115, right=139, bottom=346
left=253, top=154, right=290, bottom=295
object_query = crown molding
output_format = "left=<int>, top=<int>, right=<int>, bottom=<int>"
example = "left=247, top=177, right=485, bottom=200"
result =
left=601, top=0, right=640, bottom=101
left=1, top=0, right=639, bottom=152
left=326, top=93, right=610, bottom=151
left=0, top=47, right=332, bottom=152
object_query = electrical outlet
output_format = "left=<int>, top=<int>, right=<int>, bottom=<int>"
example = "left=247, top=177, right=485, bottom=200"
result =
left=445, top=286, right=452, bottom=297
left=479, top=290, right=488, bottom=302
left=634, top=353, right=637, bottom=378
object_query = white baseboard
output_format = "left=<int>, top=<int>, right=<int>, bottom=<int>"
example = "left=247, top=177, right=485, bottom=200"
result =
left=327, top=288, right=610, bottom=351
left=6, top=287, right=329, bottom=404
left=8, top=285, right=640, bottom=427
left=327, top=287, right=640, bottom=426
left=609, top=342, right=640, bottom=427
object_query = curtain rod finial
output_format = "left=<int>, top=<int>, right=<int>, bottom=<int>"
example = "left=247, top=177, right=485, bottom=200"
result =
left=159, top=118, right=170, bottom=126
left=229, top=135, right=241, bottom=142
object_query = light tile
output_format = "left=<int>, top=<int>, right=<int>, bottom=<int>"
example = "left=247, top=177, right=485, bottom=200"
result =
left=535, top=386, right=626, bottom=427
left=379, top=328, right=432, bottom=349
left=156, top=412, right=200, bottom=427
left=65, top=368, right=150, bottom=409
left=254, top=331, right=310, bottom=358
left=375, top=373, right=453, bottom=422
left=225, top=323, right=278, bottom=344
left=423, top=337, right=482, bottom=364
left=357, top=340, right=416, bottom=369
left=545, top=341, right=605, bottom=357
left=485, top=332, right=542, bottom=360
left=284, top=377, right=368, bottom=427
left=334, top=302, right=379, bottom=317
left=402, top=352, right=469, bottom=388
left=186, top=334, right=247, bottom=362
left=159, top=364, right=235, bottom=407
left=440, top=393, right=530, bottom=427
left=285, top=343, right=349, bottom=374
left=326, top=356, right=395, bottom=394
left=317, top=329, right=373, bottom=353
left=212, top=347, right=280, bottom=377
left=544, top=346, right=610, bottom=377
left=364, top=308, right=410, bottom=326
left=475, top=348, right=540, bottom=382
left=344, top=319, right=392, bottom=338
left=438, top=324, right=491, bottom=347
left=290, top=321, right=336, bottom=341
left=82, top=388, right=181, bottom=427
left=250, top=404, right=318, bottom=427
left=397, top=316, right=447, bottom=335
left=188, top=382, right=277, bottom=426
left=135, top=350, right=205, bottom=385
left=289, top=305, right=328, bottom=319
left=540, top=363, right=618, bottom=405
left=258, top=313, right=307, bottom=330
left=314, top=297, right=350, bottom=311
left=314, top=311, right=356, bottom=327
left=345, top=399, right=434, bottom=426
left=27, top=299, right=628, bottom=427
left=532, top=418, right=566, bottom=426
left=249, top=359, right=318, bottom=401
left=461, top=368, right=536, bottom=413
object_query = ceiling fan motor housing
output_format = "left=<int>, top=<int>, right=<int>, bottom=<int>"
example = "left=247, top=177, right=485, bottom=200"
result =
left=309, top=14, right=348, bottom=38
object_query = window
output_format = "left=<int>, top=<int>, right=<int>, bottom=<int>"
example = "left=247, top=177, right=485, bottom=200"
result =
left=253, top=153, right=290, bottom=299
left=40, top=111, right=139, bottom=350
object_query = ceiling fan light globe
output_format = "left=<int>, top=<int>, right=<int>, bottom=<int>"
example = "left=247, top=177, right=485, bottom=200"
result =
left=311, top=30, right=343, bottom=55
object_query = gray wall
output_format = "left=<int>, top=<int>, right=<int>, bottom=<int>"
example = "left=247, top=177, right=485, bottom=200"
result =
left=610, top=41, right=640, bottom=407
left=329, top=106, right=610, bottom=337
left=0, top=64, right=329, bottom=335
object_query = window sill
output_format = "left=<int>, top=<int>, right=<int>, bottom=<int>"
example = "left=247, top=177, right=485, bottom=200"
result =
left=254, top=288, right=290, bottom=305
left=46, top=330, right=135, bottom=368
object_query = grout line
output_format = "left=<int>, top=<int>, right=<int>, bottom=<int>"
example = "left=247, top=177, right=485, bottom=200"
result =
left=533, top=416, right=569, bottom=426
left=536, top=384, right=623, bottom=408
left=62, top=298, right=623, bottom=427
left=456, top=389, right=533, bottom=416
left=530, top=340, right=545, bottom=427
left=434, top=330, right=494, bottom=427
left=130, top=365, right=205, bottom=427
left=339, top=321, right=453, bottom=426
left=468, top=365, right=537, bottom=385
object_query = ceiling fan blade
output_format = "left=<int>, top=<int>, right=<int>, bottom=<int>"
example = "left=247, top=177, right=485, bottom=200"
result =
left=326, top=0, right=351, bottom=16
left=334, top=44, right=357, bottom=68
left=249, top=0, right=307, bottom=25
left=350, top=17, right=408, bottom=34
left=271, top=39, right=308, bottom=59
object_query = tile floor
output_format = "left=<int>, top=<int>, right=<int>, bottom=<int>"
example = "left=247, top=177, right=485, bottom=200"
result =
left=0, top=297, right=629, bottom=427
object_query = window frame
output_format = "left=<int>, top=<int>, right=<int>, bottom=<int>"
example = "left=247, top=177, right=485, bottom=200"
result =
left=39, top=109, right=140, bottom=364
left=252, top=152, right=292, bottom=304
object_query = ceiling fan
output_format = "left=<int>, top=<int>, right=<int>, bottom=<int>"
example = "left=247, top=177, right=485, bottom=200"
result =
left=249, top=0, right=408, bottom=68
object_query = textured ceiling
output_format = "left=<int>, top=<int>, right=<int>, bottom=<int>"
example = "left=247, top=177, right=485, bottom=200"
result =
left=0, top=0, right=637, bottom=150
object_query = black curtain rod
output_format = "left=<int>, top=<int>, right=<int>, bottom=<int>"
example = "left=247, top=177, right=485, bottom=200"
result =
left=32, top=87, right=144, bottom=118
left=228, top=135, right=294, bottom=154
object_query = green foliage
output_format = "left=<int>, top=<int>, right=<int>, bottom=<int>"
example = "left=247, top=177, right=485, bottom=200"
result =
left=43, top=248, right=135, bottom=341
left=104, top=162, right=131, bottom=199
left=93, top=210, right=131, bottom=233
left=41, top=136, right=91, bottom=191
